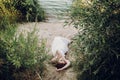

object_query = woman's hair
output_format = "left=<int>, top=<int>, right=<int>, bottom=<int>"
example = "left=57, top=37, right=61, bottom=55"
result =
left=55, top=63, right=66, bottom=69
left=51, top=57, right=66, bottom=69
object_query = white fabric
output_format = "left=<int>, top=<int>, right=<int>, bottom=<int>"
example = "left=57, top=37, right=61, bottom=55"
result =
left=51, top=36, right=71, bottom=57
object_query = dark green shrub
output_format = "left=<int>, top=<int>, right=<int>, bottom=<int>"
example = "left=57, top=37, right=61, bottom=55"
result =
left=0, top=27, right=48, bottom=79
left=0, top=0, right=45, bottom=23
left=70, top=0, right=120, bottom=80
left=13, top=0, right=46, bottom=22
left=0, top=25, right=17, bottom=80
left=0, top=16, right=10, bottom=30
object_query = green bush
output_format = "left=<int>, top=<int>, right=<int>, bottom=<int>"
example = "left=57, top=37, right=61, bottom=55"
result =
left=0, top=16, right=10, bottom=30
left=13, top=0, right=46, bottom=22
left=0, top=0, right=45, bottom=23
left=7, top=30, right=47, bottom=68
left=0, top=27, right=48, bottom=79
left=0, top=0, right=19, bottom=30
left=70, top=0, right=120, bottom=80
left=0, top=25, right=17, bottom=80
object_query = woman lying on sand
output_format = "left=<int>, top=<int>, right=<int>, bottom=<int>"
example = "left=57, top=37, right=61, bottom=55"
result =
left=51, top=36, right=71, bottom=71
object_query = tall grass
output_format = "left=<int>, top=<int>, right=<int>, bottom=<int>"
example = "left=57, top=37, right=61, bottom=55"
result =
left=70, top=0, right=120, bottom=80
left=0, top=22, right=47, bottom=80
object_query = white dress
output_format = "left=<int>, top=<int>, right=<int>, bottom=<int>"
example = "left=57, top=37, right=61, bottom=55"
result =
left=51, top=36, right=71, bottom=57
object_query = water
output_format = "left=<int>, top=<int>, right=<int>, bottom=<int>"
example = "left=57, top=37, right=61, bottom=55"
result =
left=39, top=0, right=72, bottom=22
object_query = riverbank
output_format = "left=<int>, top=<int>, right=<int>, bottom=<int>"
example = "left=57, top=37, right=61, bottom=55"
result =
left=18, top=22, right=78, bottom=80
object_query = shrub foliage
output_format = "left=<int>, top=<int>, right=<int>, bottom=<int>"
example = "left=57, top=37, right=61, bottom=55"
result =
left=0, top=27, right=47, bottom=79
left=0, top=0, right=46, bottom=79
left=0, top=0, right=45, bottom=23
left=13, top=0, right=45, bottom=22
left=70, top=0, right=120, bottom=80
left=0, top=0, right=20, bottom=30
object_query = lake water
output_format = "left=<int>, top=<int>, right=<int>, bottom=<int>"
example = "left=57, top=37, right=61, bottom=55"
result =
left=39, top=0, right=72, bottom=22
